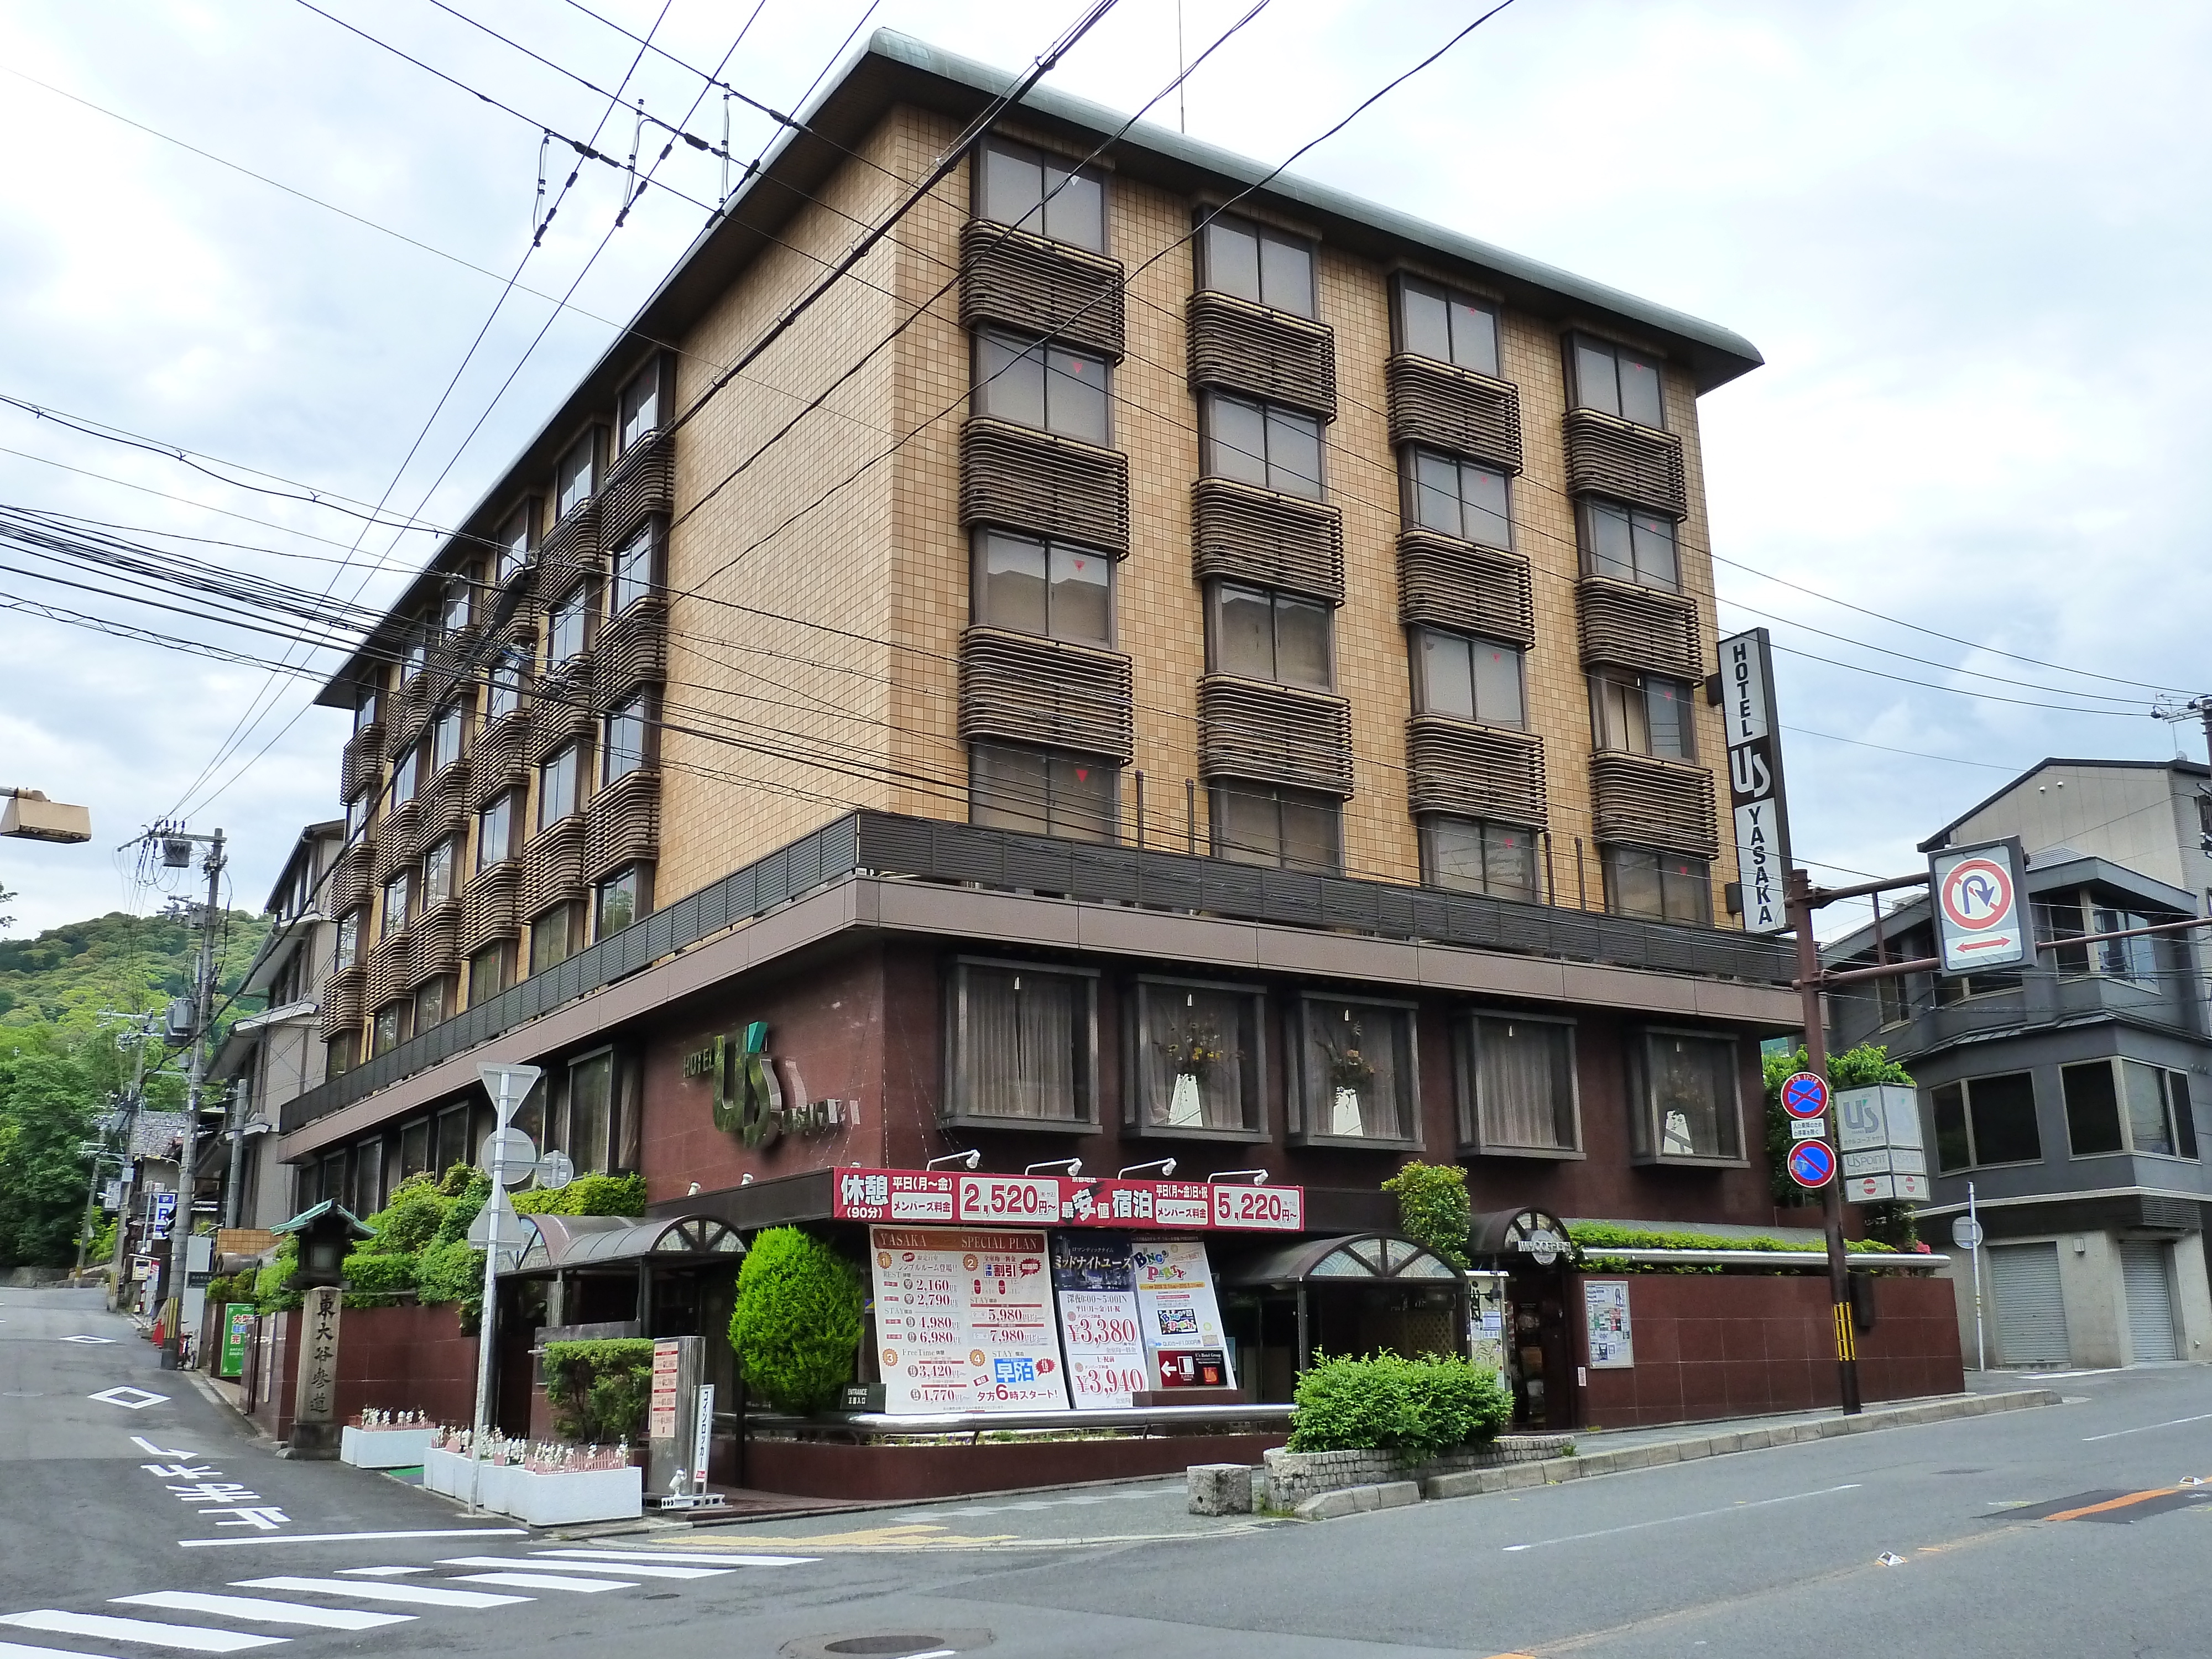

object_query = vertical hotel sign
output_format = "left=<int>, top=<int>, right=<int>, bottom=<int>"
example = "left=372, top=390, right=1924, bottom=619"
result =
left=1717, top=628, right=1793, bottom=935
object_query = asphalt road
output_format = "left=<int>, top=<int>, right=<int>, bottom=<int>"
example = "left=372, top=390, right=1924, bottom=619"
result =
left=8, top=1285, right=2212, bottom=1657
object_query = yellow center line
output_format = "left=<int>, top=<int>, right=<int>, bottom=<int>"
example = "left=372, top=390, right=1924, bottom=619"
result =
left=2043, top=1487, right=2184, bottom=1522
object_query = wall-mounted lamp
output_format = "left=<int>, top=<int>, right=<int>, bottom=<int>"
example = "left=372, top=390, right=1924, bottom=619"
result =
left=739, top=1173, right=754, bottom=1186
left=1025, top=1158, right=1082, bottom=1177
left=927, top=1150, right=982, bottom=1171
left=1208, top=1168, right=1270, bottom=1185
left=1117, top=1159, right=1176, bottom=1179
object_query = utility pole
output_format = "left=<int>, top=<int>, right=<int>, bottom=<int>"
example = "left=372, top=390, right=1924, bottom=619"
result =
left=101, top=1012, right=158, bottom=1308
left=1787, top=867, right=1861, bottom=1415
left=156, top=827, right=226, bottom=1368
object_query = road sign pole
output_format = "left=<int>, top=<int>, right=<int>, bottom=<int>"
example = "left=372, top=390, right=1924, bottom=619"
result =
left=1969, top=1182, right=1985, bottom=1373
left=468, top=1063, right=541, bottom=1516
left=1788, top=867, right=1861, bottom=1415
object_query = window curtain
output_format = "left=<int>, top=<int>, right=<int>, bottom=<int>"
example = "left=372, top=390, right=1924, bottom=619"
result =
left=1142, top=985, right=1248, bottom=1130
left=1479, top=1019, right=1568, bottom=1149
left=966, top=968, right=1077, bottom=1120
left=616, top=1056, right=643, bottom=1171
left=570, top=1053, right=614, bottom=1172
left=1648, top=1035, right=1737, bottom=1158
left=1306, top=1005, right=1407, bottom=1139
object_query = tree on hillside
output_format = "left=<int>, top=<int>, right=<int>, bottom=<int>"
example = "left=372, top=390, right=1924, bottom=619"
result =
left=0, top=1047, right=100, bottom=1266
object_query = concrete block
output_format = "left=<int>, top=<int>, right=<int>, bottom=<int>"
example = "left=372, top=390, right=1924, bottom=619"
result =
left=1374, top=1481, right=1421, bottom=1510
left=1740, top=1429, right=1773, bottom=1450
left=1187, top=1463, right=1254, bottom=1516
left=1675, top=1438, right=1712, bottom=1461
left=1295, top=1480, right=1421, bottom=1521
left=1423, top=1469, right=1480, bottom=1500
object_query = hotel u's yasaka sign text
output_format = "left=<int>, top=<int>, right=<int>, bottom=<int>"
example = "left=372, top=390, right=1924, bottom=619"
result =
left=1717, top=628, right=1793, bottom=935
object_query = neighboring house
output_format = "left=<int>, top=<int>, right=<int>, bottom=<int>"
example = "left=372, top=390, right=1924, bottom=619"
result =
left=1825, top=849, right=2212, bottom=1369
left=208, top=821, right=346, bottom=1230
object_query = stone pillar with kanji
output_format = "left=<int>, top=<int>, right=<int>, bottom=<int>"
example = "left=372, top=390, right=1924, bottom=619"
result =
left=268, top=1199, right=375, bottom=1460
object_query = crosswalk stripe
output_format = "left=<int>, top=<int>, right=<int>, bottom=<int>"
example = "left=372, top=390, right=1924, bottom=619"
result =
left=443, top=1573, right=633, bottom=1594
left=114, top=1594, right=412, bottom=1632
left=0, top=1611, right=285, bottom=1652
left=1, top=1642, right=135, bottom=1659
left=441, top=1557, right=728, bottom=1580
left=535, top=1548, right=816, bottom=1567
left=231, top=1579, right=527, bottom=1610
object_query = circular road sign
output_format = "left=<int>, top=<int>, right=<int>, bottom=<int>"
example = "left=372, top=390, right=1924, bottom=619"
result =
left=478, top=1128, right=538, bottom=1187
left=534, top=1149, right=576, bottom=1192
left=1786, top=1139, right=1837, bottom=1190
left=1952, top=1215, right=1985, bottom=1251
left=1780, top=1071, right=1831, bottom=1121
left=1940, top=858, right=2015, bottom=932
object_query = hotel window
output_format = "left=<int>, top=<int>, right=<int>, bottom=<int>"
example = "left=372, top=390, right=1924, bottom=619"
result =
left=380, top=870, right=411, bottom=938
left=554, top=431, right=598, bottom=522
left=1129, top=978, right=1266, bottom=1136
left=1569, top=333, right=1666, bottom=428
left=429, top=701, right=465, bottom=774
left=1198, top=214, right=1315, bottom=318
left=1420, top=818, right=1538, bottom=901
left=398, top=1117, right=432, bottom=1179
left=946, top=958, right=1099, bottom=1125
left=1211, top=783, right=1342, bottom=875
left=976, top=134, right=1105, bottom=253
left=1458, top=1013, right=1579, bottom=1154
left=973, top=330, right=1110, bottom=445
left=1413, top=628, right=1523, bottom=727
left=389, top=743, right=419, bottom=809
left=969, top=742, right=1117, bottom=843
left=439, top=569, right=474, bottom=635
left=617, top=360, right=664, bottom=454
left=547, top=583, right=589, bottom=666
left=538, top=744, right=581, bottom=828
left=353, top=682, right=380, bottom=732
left=421, top=837, right=457, bottom=907
left=1293, top=996, right=1418, bottom=1146
left=1203, top=393, right=1323, bottom=500
left=529, top=900, right=583, bottom=975
left=602, top=696, right=649, bottom=784
left=370, top=1001, right=411, bottom=1058
left=1579, top=497, right=1680, bottom=591
left=2124, top=1062, right=2197, bottom=1159
left=335, top=910, right=361, bottom=972
left=596, top=865, right=647, bottom=938
left=1931, top=1072, right=2042, bottom=1172
left=2093, top=905, right=2161, bottom=983
left=495, top=501, right=534, bottom=583
left=972, top=530, right=1113, bottom=645
left=414, top=974, right=454, bottom=1034
left=1602, top=847, right=1711, bottom=926
left=468, top=939, right=515, bottom=1004
left=1591, top=670, right=1694, bottom=759
left=550, top=1049, right=616, bottom=1173
left=1406, top=447, right=1512, bottom=549
left=609, top=526, right=654, bottom=615
left=1211, top=582, right=1332, bottom=691
left=1395, top=276, right=1500, bottom=377
left=476, top=793, right=515, bottom=871
left=400, top=625, right=426, bottom=681
left=346, top=793, right=372, bottom=839
left=1629, top=1029, right=1742, bottom=1164
left=325, top=1029, right=359, bottom=1081
left=486, top=659, right=522, bottom=721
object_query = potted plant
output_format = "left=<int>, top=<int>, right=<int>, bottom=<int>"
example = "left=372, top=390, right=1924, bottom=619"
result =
left=1156, top=1021, right=1232, bottom=1127
left=1322, top=1023, right=1374, bottom=1137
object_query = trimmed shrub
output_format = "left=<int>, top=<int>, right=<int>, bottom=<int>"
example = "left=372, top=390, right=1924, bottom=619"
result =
left=253, top=1238, right=301, bottom=1313
left=415, top=1237, right=486, bottom=1331
left=542, top=1338, right=656, bottom=1443
left=1380, top=1161, right=1473, bottom=1269
left=513, top=1172, right=646, bottom=1218
left=728, top=1226, right=864, bottom=1413
left=340, top=1251, right=416, bottom=1307
left=368, top=1174, right=453, bottom=1254
left=1287, top=1352, right=1509, bottom=1463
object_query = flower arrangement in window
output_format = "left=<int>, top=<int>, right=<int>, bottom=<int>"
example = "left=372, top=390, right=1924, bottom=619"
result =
left=1321, top=1020, right=1374, bottom=1137
left=1156, top=1021, right=1233, bottom=1127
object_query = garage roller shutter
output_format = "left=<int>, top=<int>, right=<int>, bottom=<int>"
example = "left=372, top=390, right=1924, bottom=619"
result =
left=2120, top=1241, right=2179, bottom=1363
left=1989, top=1241, right=2069, bottom=1368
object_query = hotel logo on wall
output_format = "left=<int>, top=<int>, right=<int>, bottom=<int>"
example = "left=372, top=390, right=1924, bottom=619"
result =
left=684, top=1020, right=849, bottom=1148
left=1717, top=628, right=1794, bottom=935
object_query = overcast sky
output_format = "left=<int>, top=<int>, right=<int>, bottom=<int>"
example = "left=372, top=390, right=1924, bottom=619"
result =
left=2, top=0, right=2206, bottom=938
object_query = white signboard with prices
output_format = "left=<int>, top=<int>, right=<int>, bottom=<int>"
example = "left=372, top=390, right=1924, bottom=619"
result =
left=1209, top=1183, right=1302, bottom=1231
left=1050, top=1233, right=1147, bottom=1410
left=1584, top=1279, right=1633, bottom=1368
left=870, top=1227, right=1070, bottom=1413
left=1131, top=1239, right=1235, bottom=1389
left=956, top=1175, right=1062, bottom=1225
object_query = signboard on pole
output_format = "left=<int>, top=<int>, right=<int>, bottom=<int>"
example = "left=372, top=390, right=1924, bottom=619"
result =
left=218, top=1304, right=254, bottom=1379
left=1930, top=838, right=2030, bottom=974
left=1130, top=1239, right=1235, bottom=1391
left=1780, top=1072, right=1831, bottom=1121
left=1786, top=1140, right=1837, bottom=1189
left=1718, top=627, right=1793, bottom=935
left=1050, top=1233, right=1147, bottom=1410
left=869, top=1227, right=1068, bottom=1413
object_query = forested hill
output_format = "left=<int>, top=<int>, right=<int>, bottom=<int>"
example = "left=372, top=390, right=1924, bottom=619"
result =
left=0, top=909, right=269, bottom=1026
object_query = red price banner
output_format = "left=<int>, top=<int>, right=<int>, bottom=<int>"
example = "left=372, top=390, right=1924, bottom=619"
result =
left=1211, top=1184, right=1302, bottom=1231
left=957, top=1174, right=1061, bottom=1223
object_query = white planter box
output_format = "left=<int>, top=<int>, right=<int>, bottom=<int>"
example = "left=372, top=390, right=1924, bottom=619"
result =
left=420, top=1446, right=466, bottom=1498
left=341, top=1426, right=435, bottom=1469
left=502, top=1465, right=643, bottom=1527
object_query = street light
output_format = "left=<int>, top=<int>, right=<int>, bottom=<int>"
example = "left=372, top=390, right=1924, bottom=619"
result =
left=1117, top=1159, right=1177, bottom=1179
left=2, top=787, right=90, bottom=843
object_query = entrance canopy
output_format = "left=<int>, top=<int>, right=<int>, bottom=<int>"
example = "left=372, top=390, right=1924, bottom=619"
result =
left=510, top=1213, right=744, bottom=1274
left=1224, top=1233, right=1461, bottom=1287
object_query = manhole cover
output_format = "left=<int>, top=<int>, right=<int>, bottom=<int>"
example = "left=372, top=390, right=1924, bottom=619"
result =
left=827, top=1642, right=946, bottom=1656
left=782, top=1630, right=990, bottom=1659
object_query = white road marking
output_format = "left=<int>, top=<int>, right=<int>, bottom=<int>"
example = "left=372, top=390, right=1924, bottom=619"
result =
left=1, top=1610, right=284, bottom=1652
left=444, top=1573, right=633, bottom=1594
left=59, top=1335, right=117, bottom=1344
left=2082, top=1411, right=2212, bottom=1443
left=336, top=1568, right=426, bottom=1577
left=114, top=1594, right=411, bottom=1631
left=132, top=1438, right=196, bottom=1458
left=87, top=1387, right=169, bottom=1410
left=447, top=1557, right=728, bottom=1580
left=534, top=1548, right=815, bottom=1567
left=1, top=1642, right=140, bottom=1659
left=232, top=1579, right=528, bottom=1610
left=1500, top=1483, right=1864, bottom=1552
left=181, top=1528, right=525, bottom=1548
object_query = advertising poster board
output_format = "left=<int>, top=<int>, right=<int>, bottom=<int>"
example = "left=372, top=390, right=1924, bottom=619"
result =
left=1050, top=1233, right=1147, bottom=1410
left=870, top=1227, right=1070, bottom=1413
left=1584, top=1280, right=1634, bottom=1368
left=218, top=1305, right=254, bottom=1380
left=1130, top=1239, right=1235, bottom=1390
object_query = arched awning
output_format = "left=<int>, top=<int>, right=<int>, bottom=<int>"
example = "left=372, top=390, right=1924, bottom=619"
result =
left=1222, top=1233, right=1462, bottom=1287
left=1468, top=1207, right=1574, bottom=1267
left=510, top=1212, right=745, bottom=1273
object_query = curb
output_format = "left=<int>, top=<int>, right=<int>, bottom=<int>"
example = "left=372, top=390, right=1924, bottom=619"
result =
left=1285, top=1389, right=2062, bottom=1518
left=1421, top=1388, right=2062, bottom=1503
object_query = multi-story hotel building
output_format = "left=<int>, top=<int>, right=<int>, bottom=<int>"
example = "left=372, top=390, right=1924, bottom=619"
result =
left=264, top=34, right=1882, bottom=1428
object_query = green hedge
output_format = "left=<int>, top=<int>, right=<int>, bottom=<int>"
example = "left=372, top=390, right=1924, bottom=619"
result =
left=1570, top=1221, right=1898, bottom=1275
left=514, top=1172, right=646, bottom=1218
left=542, top=1338, right=656, bottom=1443
left=1287, top=1353, right=1511, bottom=1462
left=253, top=1238, right=302, bottom=1313
left=728, top=1226, right=864, bottom=1413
